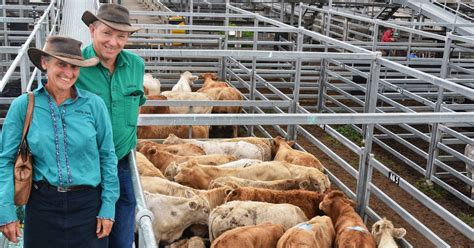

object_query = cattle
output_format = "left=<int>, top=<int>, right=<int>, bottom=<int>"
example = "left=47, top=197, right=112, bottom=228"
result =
left=163, top=134, right=268, bottom=160
left=465, top=144, right=473, bottom=199
left=371, top=218, right=406, bottom=248
left=167, top=236, right=206, bottom=248
left=136, top=152, right=166, bottom=178
left=174, top=160, right=330, bottom=192
left=140, top=147, right=237, bottom=173
left=211, top=222, right=285, bottom=248
left=208, top=176, right=323, bottom=192
left=145, top=192, right=210, bottom=243
left=143, top=73, right=161, bottom=96
left=222, top=136, right=273, bottom=161
left=137, top=140, right=206, bottom=157
left=138, top=95, right=209, bottom=139
left=161, top=91, right=213, bottom=114
left=140, top=176, right=202, bottom=197
left=200, top=72, right=229, bottom=89
left=272, top=136, right=324, bottom=171
left=171, top=71, right=199, bottom=92
left=319, top=190, right=376, bottom=248
left=277, top=216, right=335, bottom=248
left=164, top=159, right=261, bottom=181
left=225, top=187, right=325, bottom=219
left=209, top=201, right=308, bottom=241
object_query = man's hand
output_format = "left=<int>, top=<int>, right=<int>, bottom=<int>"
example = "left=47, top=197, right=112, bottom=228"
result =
left=96, top=218, right=114, bottom=239
left=1, top=221, right=21, bottom=243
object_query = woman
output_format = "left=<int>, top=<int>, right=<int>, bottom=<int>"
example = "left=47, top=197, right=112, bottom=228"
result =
left=0, top=36, right=119, bottom=247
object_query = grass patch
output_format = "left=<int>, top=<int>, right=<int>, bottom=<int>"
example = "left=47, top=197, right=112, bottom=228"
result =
left=335, top=125, right=362, bottom=146
left=458, top=213, right=474, bottom=228
left=415, top=179, right=447, bottom=200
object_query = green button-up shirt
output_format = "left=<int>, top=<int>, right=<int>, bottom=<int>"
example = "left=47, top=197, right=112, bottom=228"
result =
left=76, top=44, right=146, bottom=160
left=0, top=85, right=119, bottom=225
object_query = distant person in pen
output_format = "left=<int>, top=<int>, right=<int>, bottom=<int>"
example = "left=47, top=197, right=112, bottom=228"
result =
left=0, top=36, right=119, bottom=247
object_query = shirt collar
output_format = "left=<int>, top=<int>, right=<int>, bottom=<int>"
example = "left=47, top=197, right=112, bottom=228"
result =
left=84, top=44, right=129, bottom=69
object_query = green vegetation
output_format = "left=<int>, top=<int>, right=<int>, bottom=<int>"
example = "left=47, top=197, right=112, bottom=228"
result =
left=458, top=213, right=474, bottom=228
left=335, top=125, right=362, bottom=146
left=415, top=179, right=447, bottom=200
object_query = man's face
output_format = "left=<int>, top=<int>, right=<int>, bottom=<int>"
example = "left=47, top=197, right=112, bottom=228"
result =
left=89, top=22, right=130, bottom=62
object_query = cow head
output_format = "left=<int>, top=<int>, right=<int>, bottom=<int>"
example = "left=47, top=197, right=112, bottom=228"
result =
left=371, top=218, right=406, bottom=245
left=200, top=72, right=218, bottom=80
left=181, top=71, right=198, bottom=85
left=164, top=161, right=180, bottom=180
left=319, top=190, right=356, bottom=216
left=174, top=160, right=207, bottom=188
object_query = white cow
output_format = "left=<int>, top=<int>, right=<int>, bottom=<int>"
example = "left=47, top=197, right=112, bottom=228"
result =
left=163, top=134, right=266, bottom=160
left=371, top=218, right=406, bottom=248
left=160, top=91, right=213, bottom=114
left=145, top=191, right=210, bottom=243
left=143, top=73, right=161, bottom=96
left=209, top=201, right=308, bottom=241
left=171, top=71, right=199, bottom=92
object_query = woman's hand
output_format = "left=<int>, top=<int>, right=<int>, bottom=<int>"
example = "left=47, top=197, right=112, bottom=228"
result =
left=1, top=221, right=21, bottom=243
left=96, top=218, right=114, bottom=239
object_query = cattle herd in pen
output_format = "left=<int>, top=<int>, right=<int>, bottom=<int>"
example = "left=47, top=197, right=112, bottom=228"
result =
left=137, top=72, right=408, bottom=247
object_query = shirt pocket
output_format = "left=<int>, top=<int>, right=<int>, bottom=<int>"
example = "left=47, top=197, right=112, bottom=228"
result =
left=123, top=90, right=142, bottom=127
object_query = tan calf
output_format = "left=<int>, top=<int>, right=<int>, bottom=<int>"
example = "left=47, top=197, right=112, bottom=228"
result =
left=211, top=222, right=285, bottom=248
left=137, top=140, right=205, bottom=157
left=371, top=218, right=406, bottom=248
left=277, top=216, right=335, bottom=248
left=319, top=191, right=376, bottom=248
left=136, top=152, right=165, bottom=178
left=272, top=136, right=324, bottom=171
left=208, top=176, right=323, bottom=192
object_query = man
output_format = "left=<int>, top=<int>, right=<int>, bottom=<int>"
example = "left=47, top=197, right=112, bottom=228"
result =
left=76, top=4, right=145, bottom=248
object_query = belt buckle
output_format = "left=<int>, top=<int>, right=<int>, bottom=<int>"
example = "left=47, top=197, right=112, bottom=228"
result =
left=57, top=186, right=69, bottom=192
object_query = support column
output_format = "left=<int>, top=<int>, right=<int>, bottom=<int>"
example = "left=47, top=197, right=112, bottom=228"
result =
left=286, top=29, right=303, bottom=141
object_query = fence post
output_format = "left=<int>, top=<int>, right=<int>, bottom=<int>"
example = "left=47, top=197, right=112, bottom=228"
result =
left=286, top=28, right=303, bottom=141
left=425, top=33, right=452, bottom=184
left=356, top=52, right=381, bottom=216
left=20, top=53, right=30, bottom=93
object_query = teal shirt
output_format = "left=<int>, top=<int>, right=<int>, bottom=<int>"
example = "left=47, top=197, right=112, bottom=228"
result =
left=76, top=44, right=146, bottom=160
left=0, top=85, right=119, bottom=225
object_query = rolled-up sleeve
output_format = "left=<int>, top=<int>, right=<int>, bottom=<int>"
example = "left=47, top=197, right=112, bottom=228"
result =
left=0, top=95, right=27, bottom=225
left=93, top=97, right=119, bottom=220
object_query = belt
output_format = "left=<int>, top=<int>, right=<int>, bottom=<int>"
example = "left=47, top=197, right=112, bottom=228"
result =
left=34, top=180, right=94, bottom=193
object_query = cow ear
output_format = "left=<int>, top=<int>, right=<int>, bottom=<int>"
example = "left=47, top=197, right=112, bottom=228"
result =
left=149, top=147, right=157, bottom=155
left=211, top=74, right=218, bottom=80
left=371, top=222, right=381, bottom=234
left=392, top=228, right=406, bottom=239
left=348, top=199, right=357, bottom=208
left=287, top=141, right=295, bottom=147
left=189, top=201, right=198, bottom=210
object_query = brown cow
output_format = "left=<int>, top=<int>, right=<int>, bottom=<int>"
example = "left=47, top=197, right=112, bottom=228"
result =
left=319, top=191, right=376, bottom=248
left=208, top=176, right=323, bottom=192
left=272, top=136, right=324, bottom=171
left=200, top=72, right=229, bottom=89
left=140, top=147, right=237, bottom=173
left=225, top=187, right=325, bottom=218
left=136, top=152, right=165, bottom=178
left=277, top=216, right=335, bottom=248
left=137, top=140, right=206, bottom=157
left=211, top=222, right=285, bottom=248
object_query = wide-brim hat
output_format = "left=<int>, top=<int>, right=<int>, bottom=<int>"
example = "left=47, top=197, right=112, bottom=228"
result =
left=82, top=3, right=140, bottom=33
left=28, top=36, right=99, bottom=72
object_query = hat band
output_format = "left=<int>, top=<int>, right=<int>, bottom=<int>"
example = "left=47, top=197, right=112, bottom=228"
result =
left=49, top=52, right=84, bottom=61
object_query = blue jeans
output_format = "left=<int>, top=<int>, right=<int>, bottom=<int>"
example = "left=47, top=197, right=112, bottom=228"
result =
left=24, top=182, right=107, bottom=248
left=109, top=153, right=137, bottom=248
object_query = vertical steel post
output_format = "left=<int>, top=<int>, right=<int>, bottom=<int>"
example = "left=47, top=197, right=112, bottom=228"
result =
left=20, top=53, right=30, bottom=93
left=248, top=18, right=259, bottom=136
left=280, top=0, right=284, bottom=23
left=425, top=33, right=452, bottom=183
left=189, top=0, right=193, bottom=48
left=3, top=0, right=7, bottom=46
left=290, top=3, right=295, bottom=26
left=371, top=23, right=379, bottom=52
left=342, top=18, right=348, bottom=42
left=317, top=58, right=326, bottom=113
left=356, top=53, right=381, bottom=216
left=35, top=23, right=44, bottom=85
left=407, top=9, right=415, bottom=60
left=286, top=28, right=303, bottom=141
left=297, top=2, right=303, bottom=28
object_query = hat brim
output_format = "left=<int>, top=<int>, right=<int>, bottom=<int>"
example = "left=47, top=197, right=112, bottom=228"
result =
left=28, top=48, right=99, bottom=72
left=82, top=10, right=140, bottom=33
